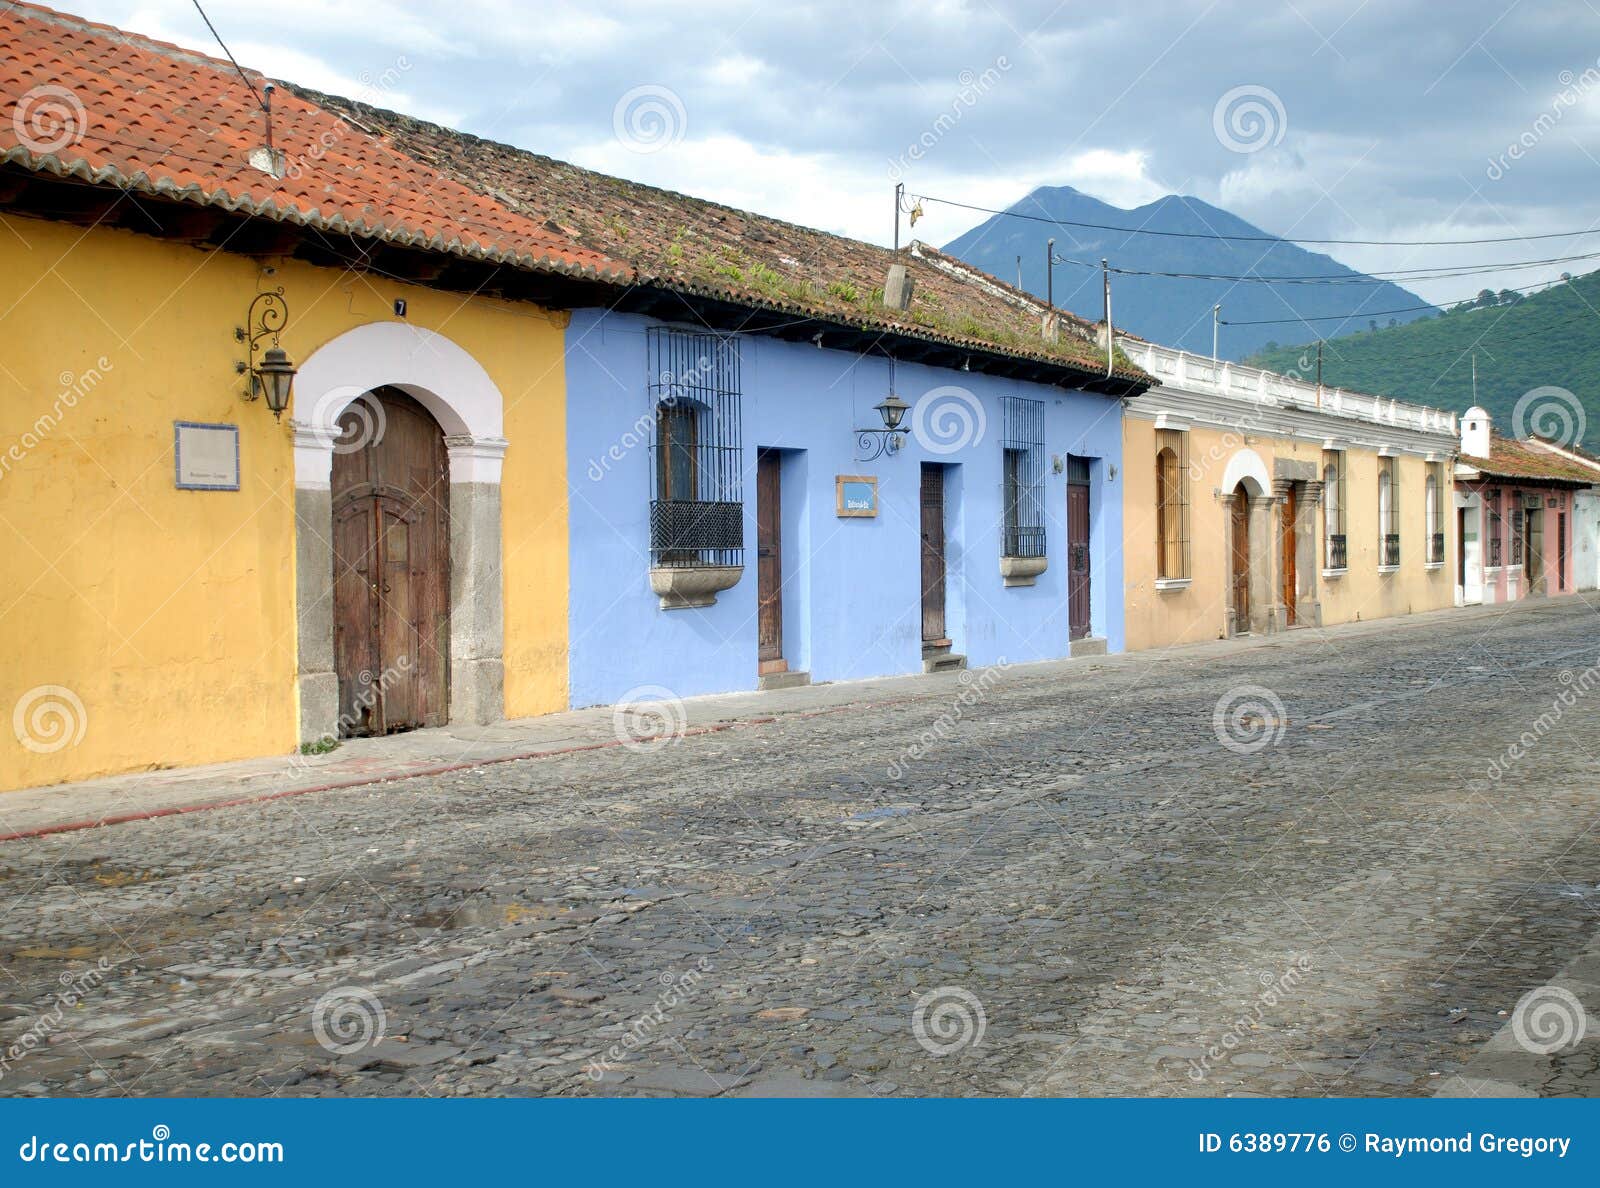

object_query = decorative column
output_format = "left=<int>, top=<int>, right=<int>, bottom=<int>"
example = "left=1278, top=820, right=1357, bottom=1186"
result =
left=1268, top=479, right=1295, bottom=632
left=445, top=435, right=508, bottom=726
left=1299, top=480, right=1324, bottom=626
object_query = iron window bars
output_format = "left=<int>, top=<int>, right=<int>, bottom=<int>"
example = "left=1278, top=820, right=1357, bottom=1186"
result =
left=1487, top=490, right=1504, bottom=568
left=1378, top=457, right=1399, bottom=566
left=1000, top=397, right=1046, bottom=558
left=1155, top=428, right=1190, bottom=579
left=1322, top=451, right=1346, bottom=568
left=1430, top=532, right=1446, bottom=565
left=646, top=327, right=744, bottom=569
left=1510, top=491, right=1527, bottom=566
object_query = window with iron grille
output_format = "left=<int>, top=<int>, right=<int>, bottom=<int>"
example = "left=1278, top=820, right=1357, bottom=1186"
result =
left=1425, top=466, right=1444, bottom=564
left=1378, top=456, right=1399, bottom=567
left=1510, top=489, right=1526, bottom=566
left=1487, top=489, right=1504, bottom=567
left=646, top=327, right=743, bottom=569
left=1322, top=450, right=1346, bottom=569
left=1000, top=397, right=1046, bottom=558
left=1155, top=428, right=1190, bottom=579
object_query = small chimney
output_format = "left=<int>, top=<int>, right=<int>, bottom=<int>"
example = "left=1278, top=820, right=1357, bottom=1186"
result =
left=883, top=264, right=914, bottom=311
left=1042, top=312, right=1060, bottom=344
left=1461, top=406, right=1491, bottom=458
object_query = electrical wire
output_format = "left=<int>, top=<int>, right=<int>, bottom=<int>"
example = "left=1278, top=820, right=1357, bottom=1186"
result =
left=916, top=191, right=1600, bottom=248
left=189, top=0, right=266, bottom=110
left=1215, top=272, right=1592, bottom=325
left=1048, top=249, right=1600, bottom=286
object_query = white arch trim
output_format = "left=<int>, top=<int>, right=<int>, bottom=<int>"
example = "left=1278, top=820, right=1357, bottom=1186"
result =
left=1220, top=447, right=1271, bottom=497
left=289, top=322, right=508, bottom=487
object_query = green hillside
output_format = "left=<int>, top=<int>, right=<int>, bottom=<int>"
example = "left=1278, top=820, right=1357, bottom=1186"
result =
left=1243, top=271, right=1600, bottom=441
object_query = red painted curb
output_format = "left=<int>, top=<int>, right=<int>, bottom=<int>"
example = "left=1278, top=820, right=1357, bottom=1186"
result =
left=0, top=694, right=922, bottom=844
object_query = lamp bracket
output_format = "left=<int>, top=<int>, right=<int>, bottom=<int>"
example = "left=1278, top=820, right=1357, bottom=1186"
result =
left=854, top=429, right=904, bottom=462
left=235, top=287, right=289, bottom=400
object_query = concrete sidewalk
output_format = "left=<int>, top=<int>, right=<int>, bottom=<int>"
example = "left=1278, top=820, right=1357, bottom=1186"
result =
left=0, top=598, right=1557, bottom=840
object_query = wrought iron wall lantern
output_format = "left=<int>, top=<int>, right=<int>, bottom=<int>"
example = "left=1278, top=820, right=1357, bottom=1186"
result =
left=855, top=392, right=910, bottom=461
left=235, top=288, right=297, bottom=419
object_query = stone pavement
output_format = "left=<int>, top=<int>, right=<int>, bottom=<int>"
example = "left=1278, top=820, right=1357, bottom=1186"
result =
left=1, top=596, right=1598, bottom=1097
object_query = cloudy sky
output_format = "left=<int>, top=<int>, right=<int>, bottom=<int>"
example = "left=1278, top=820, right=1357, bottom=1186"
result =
left=62, top=0, right=1600, bottom=303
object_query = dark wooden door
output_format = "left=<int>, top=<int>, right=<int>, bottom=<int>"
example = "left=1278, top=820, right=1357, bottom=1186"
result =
left=1558, top=512, right=1568, bottom=590
left=331, top=389, right=450, bottom=736
left=756, top=449, right=784, bottom=670
left=920, top=464, right=947, bottom=644
left=1457, top=508, right=1468, bottom=587
left=1067, top=479, right=1091, bottom=640
left=1231, top=486, right=1251, bottom=631
left=1280, top=484, right=1298, bottom=626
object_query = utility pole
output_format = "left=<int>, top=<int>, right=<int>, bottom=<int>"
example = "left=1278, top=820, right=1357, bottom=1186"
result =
left=1471, top=350, right=1478, bottom=403
left=1102, top=258, right=1114, bottom=378
left=1316, top=340, right=1324, bottom=407
left=1212, top=304, right=1221, bottom=363
left=1046, top=238, right=1055, bottom=309
left=1016, top=255, right=1022, bottom=289
left=893, top=182, right=903, bottom=252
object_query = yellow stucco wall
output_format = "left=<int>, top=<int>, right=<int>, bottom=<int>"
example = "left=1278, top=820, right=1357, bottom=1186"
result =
left=1123, top=418, right=1455, bottom=652
left=0, top=214, right=568, bottom=792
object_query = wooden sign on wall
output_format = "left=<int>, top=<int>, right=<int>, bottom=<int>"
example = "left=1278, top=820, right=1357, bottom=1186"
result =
left=836, top=475, right=878, bottom=518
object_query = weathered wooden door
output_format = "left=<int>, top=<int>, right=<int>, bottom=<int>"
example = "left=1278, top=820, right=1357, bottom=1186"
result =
left=920, top=464, right=947, bottom=644
left=1558, top=512, right=1568, bottom=590
left=1280, top=484, right=1297, bottom=626
left=1067, top=477, right=1091, bottom=641
left=756, top=449, right=784, bottom=670
left=1231, top=485, right=1251, bottom=631
left=331, top=388, right=450, bottom=736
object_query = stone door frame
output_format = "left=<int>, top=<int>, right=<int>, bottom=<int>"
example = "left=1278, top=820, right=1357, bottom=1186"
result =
left=288, top=323, right=508, bottom=744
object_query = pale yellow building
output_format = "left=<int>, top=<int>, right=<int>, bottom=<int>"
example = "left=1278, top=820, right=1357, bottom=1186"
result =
left=1120, top=340, right=1460, bottom=651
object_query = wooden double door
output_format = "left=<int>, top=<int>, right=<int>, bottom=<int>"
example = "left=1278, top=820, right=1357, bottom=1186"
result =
left=1066, top=468, right=1091, bottom=641
left=756, top=449, right=785, bottom=671
left=331, top=388, right=450, bottom=736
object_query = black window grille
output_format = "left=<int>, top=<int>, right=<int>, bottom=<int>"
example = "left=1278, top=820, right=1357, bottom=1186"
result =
left=1510, top=491, right=1526, bottom=566
left=1000, top=397, right=1046, bottom=558
left=1487, top=491, right=1504, bottom=567
left=1378, top=458, right=1399, bottom=566
left=1383, top=534, right=1402, bottom=567
left=1328, top=534, right=1347, bottom=569
left=646, top=327, right=743, bottom=569
left=1430, top=532, right=1445, bottom=564
left=1322, top=451, right=1346, bottom=568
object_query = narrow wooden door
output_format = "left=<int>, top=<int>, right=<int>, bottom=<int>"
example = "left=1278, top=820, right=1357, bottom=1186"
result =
left=1280, top=484, right=1298, bottom=626
left=920, top=464, right=947, bottom=644
left=1231, top=486, right=1251, bottom=631
left=331, top=389, right=450, bottom=736
left=1558, top=512, right=1568, bottom=590
left=1527, top=509, right=1545, bottom=594
left=756, top=449, right=784, bottom=671
left=1067, top=478, right=1091, bottom=641
left=1457, top=508, right=1468, bottom=587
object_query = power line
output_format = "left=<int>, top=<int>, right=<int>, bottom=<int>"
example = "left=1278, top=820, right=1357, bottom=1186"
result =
left=189, top=0, right=266, bottom=110
left=918, top=191, right=1600, bottom=248
left=1050, top=249, right=1600, bottom=286
left=1217, top=272, right=1592, bottom=325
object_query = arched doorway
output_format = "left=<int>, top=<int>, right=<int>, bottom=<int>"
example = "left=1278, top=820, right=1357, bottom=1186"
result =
left=1230, top=482, right=1251, bottom=631
left=330, top=388, right=450, bottom=735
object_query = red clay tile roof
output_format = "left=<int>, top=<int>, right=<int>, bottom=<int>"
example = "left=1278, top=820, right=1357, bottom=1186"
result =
left=294, top=87, right=1145, bottom=384
left=1461, top=432, right=1599, bottom=484
left=0, top=2, right=627, bottom=281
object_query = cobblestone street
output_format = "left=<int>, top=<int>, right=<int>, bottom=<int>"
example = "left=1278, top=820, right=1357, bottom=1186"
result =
left=2, top=598, right=1599, bottom=1098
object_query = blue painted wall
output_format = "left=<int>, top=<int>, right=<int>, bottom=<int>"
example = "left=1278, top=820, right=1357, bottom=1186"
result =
left=565, top=308, right=1125, bottom=708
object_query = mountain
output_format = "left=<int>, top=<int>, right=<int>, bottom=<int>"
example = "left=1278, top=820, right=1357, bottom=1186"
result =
left=940, top=186, right=1437, bottom=359
left=1243, top=271, right=1600, bottom=440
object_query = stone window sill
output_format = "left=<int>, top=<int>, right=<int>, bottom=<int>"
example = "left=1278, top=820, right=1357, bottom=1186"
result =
left=1424, top=561, right=1444, bottom=571
left=1321, top=567, right=1348, bottom=579
left=1377, top=564, right=1400, bottom=575
left=1000, top=555, right=1048, bottom=587
left=1154, top=577, right=1192, bottom=592
left=649, top=565, right=742, bottom=609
